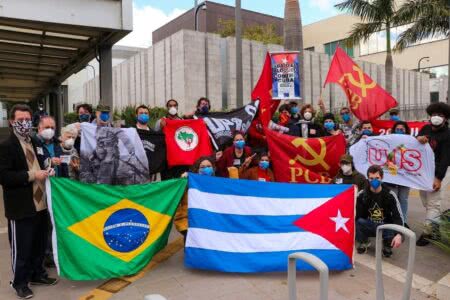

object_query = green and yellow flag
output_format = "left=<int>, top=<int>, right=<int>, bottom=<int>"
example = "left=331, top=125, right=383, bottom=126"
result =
left=46, top=177, right=187, bottom=280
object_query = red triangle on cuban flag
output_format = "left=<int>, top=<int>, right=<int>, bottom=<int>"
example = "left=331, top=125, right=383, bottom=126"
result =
left=294, top=187, right=355, bottom=261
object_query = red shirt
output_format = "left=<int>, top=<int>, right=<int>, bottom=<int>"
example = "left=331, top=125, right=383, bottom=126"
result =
left=257, top=168, right=272, bottom=182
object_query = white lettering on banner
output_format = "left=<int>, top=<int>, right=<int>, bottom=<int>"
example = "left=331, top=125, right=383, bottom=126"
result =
left=349, top=135, right=435, bottom=191
left=245, top=105, right=257, bottom=117
left=378, top=128, right=420, bottom=136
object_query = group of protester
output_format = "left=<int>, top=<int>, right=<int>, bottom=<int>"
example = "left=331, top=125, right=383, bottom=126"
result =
left=0, top=97, right=449, bottom=299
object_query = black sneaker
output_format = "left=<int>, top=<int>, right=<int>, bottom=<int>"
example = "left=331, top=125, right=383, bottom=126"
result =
left=356, top=241, right=370, bottom=254
left=416, top=234, right=431, bottom=246
left=382, top=246, right=393, bottom=258
left=30, top=276, right=58, bottom=286
left=14, top=286, right=33, bottom=299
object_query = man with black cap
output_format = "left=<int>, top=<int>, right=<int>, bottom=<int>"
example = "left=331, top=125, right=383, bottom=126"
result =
left=416, top=102, right=450, bottom=246
left=333, top=154, right=367, bottom=192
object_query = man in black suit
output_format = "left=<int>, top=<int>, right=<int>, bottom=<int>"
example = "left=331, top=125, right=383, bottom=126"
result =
left=0, top=104, right=58, bottom=299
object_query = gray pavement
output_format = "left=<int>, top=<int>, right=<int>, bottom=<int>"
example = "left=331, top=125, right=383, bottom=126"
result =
left=0, top=187, right=448, bottom=300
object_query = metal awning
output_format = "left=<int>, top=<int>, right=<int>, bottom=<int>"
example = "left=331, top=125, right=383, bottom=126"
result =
left=0, top=0, right=132, bottom=102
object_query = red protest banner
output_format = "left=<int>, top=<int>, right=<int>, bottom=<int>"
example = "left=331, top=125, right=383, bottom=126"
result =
left=266, top=130, right=346, bottom=184
left=371, top=119, right=428, bottom=136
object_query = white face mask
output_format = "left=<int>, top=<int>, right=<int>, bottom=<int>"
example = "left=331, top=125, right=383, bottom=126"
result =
left=64, top=138, right=75, bottom=149
left=168, top=107, right=178, bottom=116
left=303, top=112, right=312, bottom=121
left=341, top=164, right=352, bottom=175
left=430, top=116, right=444, bottom=126
left=40, top=128, right=55, bottom=140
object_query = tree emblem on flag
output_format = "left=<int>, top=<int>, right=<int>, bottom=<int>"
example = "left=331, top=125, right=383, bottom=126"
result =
left=175, top=126, right=199, bottom=151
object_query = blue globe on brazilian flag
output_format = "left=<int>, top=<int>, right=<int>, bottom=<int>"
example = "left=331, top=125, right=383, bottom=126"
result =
left=46, top=177, right=187, bottom=280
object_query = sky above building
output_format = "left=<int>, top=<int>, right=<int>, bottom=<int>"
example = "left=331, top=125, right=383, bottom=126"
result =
left=118, top=0, right=342, bottom=47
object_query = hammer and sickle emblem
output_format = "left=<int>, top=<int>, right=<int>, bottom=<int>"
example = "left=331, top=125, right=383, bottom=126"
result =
left=289, top=138, right=330, bottom=170
left=339, top=65, right=376, bottom=97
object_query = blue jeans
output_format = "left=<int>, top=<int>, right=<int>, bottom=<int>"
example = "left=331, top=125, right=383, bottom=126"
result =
left=385, top=183, right=409, bottom=223
left=355, top=218, right=394, bottom=244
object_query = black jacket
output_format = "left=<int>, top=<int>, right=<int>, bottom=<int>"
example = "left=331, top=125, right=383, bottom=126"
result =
left=32, top=135, right=66, bottom=177
left=0, top=133, right=46, bottom=220
left=356, top=185, right=404, bottom=226
left=287, top=120, right=324, bottom=138
left=418, top=124, right=450, bottom=180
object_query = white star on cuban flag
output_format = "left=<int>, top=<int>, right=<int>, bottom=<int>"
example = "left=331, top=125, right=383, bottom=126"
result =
left=330, top=209, right=350, bottom=233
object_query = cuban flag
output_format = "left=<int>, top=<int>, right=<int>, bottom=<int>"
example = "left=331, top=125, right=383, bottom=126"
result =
left=185, top=174, right=355, bottom=272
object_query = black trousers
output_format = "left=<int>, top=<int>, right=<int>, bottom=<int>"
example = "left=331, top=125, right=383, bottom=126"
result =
left=8, top=210, right=49, bottom=288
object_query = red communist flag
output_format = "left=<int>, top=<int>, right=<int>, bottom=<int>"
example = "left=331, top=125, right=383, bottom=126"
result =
left=324, top=47, right=397, bottom=121
left=163, top=119, right=213, bottom=167
left=266, top=129, right=346, bottom=184
left=294, top=187, right=355, bottom=260
left=251, top=53, right=280, bottom=126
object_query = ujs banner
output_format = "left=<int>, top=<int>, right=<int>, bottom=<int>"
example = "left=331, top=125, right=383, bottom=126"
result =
left=271, top=52, right=300, bottom=100
left=349, top=135, right=435, bottom=191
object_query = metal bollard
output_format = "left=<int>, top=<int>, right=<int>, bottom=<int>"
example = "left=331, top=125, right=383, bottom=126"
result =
left=375, top=224, right=416, bottom=300
left=288, top=252, right=329, bottom=300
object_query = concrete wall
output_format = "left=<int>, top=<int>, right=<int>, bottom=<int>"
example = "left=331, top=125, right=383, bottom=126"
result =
left=84, top=29, right=431, bottom=119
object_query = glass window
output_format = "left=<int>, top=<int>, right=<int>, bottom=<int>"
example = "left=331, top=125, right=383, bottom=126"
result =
left=324, top=39, right=353, bottom=57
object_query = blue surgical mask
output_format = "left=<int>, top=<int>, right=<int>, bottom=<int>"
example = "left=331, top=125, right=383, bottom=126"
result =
left=199, top=166, right=214, bottom=176
left=324, top=121, right=335, bottom=131
left=291, top=107, right=299, bottom=114
left=395, top=128, right=405, bottom=134
left=390, top=115, right=400, bottom=121
left=342, top=113, right=351, bottom=123
left=79, top=114, right=90, bottom=123
left=234, top=140, right=245, bottom=149
left=370, top=178, right=381, bottom=189
left=259, top=161, right=270, bottom=170
left=362, top=129, right=372, bottom=136
left=137, top=113, right=149, bottom=125
left=100, top=112, right=110, bottom=122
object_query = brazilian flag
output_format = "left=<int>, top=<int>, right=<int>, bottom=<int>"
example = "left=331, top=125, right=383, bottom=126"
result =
left=47, top=177, right=187, bottom=280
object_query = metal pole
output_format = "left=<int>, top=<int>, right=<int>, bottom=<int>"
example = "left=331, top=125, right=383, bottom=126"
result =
left=417, top=56, right=429, bottom=72
left=99, top=45, right=113, bottom=107
left=448, top=14, right=450, bottom=104
left=235, top=0, right=243, bottom=107
left=86, top=64, right=96, bottom=79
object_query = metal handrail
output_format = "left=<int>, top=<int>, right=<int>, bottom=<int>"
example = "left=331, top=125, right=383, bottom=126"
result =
left=375, top=224, right=416, bottom=300
left=288, top=252, right=329, bottom=300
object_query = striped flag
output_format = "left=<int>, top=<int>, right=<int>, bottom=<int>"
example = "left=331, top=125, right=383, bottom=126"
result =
left=185, top=174, right=355, bottom=273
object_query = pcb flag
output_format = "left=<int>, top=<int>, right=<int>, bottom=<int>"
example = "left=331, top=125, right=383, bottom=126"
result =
left=185, top=174, right=355, bottom=272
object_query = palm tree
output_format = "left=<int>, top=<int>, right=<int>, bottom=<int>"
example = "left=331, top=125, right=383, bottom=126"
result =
left=284, top=0, right=304, bottom=100
left=335, top=0, right=397, bottom=94
left=394, top=0, right=449, bottom=51
left=394, top=0, right=449, bottom=104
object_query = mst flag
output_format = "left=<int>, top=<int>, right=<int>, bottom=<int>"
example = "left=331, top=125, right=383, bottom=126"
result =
left=371, top=119, right=428, bottom=137
left=137, top=129, right=167, bottom=174
left=163, top=119, right=213, bottom=167
left=197, top=101, right=259, bottom=150
left=266, top=130, right=346, bottom=183
left=324, top=47, right=397, bottom=120
left=350, top=135, right=435, bottom=190
left=46, top=177, right=187, bottom=280
left=185, top=174, right=355, bottom=272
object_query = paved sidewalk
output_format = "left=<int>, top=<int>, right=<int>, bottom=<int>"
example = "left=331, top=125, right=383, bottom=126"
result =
left=0, top=187, right=448, bottom=299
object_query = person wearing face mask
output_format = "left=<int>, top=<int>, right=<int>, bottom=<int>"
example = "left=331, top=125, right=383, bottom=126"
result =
left=356, top=165, right=404, bottom=257
left=215, top=132, right=252, bottom=177
left=353, top=120, right=377, bottom=145
left=33, top=116, right=63, bottom=177
left=134, top=105, right=151, bottom=131
left=277, top=104, right=291, bottom=127
left=154, top=99, right=183, bottom=131
left=322, top=113, right=342, bottom=136
left=288, top=101, right=301, bottom=123
left=333, top=154, right=367, bottom=192
left=73, top=103, right=93, bottom=154
left=338, top=107, right=359, bottom=145
left=288, top=104, right=324, bottom=138
left=389, top=108, right=401, bottom=121
left=416, top=102, right=450, bottom=246
left=384, top=121, right=411, bottom=227
left=174, top=156, right=217, bottom=241
left=239, top=152, right=274, bottom=182
left=93, top=104, right=112, bottom=127
left=59, top=124, right=80, bottom=180
left=0, top=104, right=58, bottom=299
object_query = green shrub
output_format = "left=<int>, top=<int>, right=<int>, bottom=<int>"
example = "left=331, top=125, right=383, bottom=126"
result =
left=64, top=112, right=78, bottom=125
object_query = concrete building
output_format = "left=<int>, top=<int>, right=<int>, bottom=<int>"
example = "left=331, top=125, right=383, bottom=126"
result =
left=152, top=1, right=283, bottom=45
left=84, top=29, right=430, bottom=120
